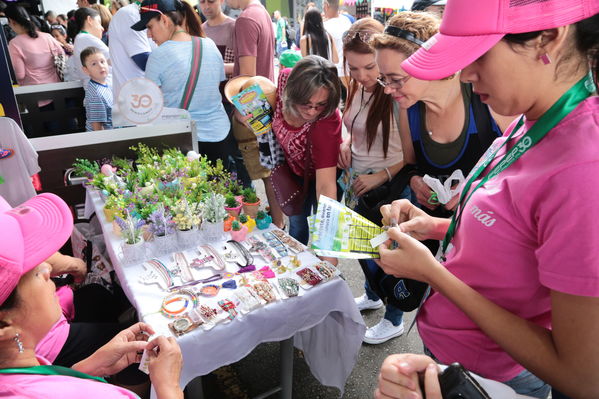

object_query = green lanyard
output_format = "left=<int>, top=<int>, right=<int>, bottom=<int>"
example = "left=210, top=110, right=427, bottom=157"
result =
left=80, top=30, right=89, bottom=34
left=0, top=365, right=107, bottom=383
left=441, top=73, right=596, bottom=255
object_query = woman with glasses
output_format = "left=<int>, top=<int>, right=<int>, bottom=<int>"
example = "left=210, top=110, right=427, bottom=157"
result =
left=300, top=8, right=338, bottom=64
left=376, top=0, right=599, bottom=397
left=338, top=18, right=410, bottom=345
left=133, top=0, right=233, bottom=170
left=271, top=55, right=342, bottom=248
left=371, top=12, right=512, bottom=224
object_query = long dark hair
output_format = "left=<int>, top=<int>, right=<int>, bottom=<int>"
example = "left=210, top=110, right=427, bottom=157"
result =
left=5, top=5, right=38, bottom=38
left=73, top=7, right=100, bottom=34
left=303, top=9, right=329, bottom=60
left=151, top=0, right=205, bottom=38
left=344, top=18, right=393, bottom=158
left=504, top=13, right=599, bottom=88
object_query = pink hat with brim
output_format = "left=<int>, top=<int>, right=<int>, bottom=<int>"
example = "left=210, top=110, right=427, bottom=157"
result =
left=402, top=0, right=599, bottom=81
left=0, top=193, right=73, bottom=304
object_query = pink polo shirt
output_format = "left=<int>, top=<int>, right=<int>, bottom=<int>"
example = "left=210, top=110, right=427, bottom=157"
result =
left=0, top=356, right=139, bottom=398
left=417, top=97, right=599, bottom=382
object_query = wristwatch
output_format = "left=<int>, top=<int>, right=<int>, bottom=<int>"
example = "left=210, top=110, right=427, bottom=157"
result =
left=168, top=316, right=202, bottom=336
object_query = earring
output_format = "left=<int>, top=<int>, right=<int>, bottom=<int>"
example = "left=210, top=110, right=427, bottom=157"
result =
left=14, top=333, right=24, bottom=353
left=540, top=53, right=552, bottom=65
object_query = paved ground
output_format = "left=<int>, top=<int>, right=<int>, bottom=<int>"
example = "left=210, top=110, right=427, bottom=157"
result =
left=191, top=181, right=424, bottom=399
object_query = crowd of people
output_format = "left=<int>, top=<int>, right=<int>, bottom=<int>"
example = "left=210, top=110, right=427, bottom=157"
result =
left=1, top=0, right=598, bottom=398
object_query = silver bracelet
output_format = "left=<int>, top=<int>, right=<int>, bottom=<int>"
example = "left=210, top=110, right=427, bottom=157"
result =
left=384, top=167, right=392, bottom=182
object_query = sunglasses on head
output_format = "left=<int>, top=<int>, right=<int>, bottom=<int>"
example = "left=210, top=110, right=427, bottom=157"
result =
left=342, top=30, right=375, bottom=45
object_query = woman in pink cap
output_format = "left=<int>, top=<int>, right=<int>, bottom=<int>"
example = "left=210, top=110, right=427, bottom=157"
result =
left=0, top=193, right=184, bottom=398
left=375, top=1, right=599, bottom=398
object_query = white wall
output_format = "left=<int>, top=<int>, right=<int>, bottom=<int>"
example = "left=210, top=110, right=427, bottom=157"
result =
left=42, top=0, right=77, bottom=16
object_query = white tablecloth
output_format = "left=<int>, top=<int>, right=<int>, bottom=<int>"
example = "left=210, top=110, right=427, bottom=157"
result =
left=85, top=189, right=366, bottom=393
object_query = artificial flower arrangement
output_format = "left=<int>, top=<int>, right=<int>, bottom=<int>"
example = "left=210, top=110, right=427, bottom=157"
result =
left=75, top=143, right=247, bottom=251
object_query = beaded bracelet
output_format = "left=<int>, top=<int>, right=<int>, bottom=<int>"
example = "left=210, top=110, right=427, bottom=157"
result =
left=218, top=299, right=238, bottom=321
left=141, top=259, right=174, bottom=290
left=270, top=230, right=306, bottom=253
left=314, top=261, right=337, bottom=280
left=160, top=288, right=199, bottom=319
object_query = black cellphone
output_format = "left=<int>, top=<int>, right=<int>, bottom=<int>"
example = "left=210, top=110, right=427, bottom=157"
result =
left=437, top=363, right=492, bottom=399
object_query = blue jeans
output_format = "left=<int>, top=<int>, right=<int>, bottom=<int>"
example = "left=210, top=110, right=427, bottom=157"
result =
left=288, top=182, right=317, bottom=245
left=423, top=347, right=549, bottom=398
left=364, top=275, right=404, bottom=326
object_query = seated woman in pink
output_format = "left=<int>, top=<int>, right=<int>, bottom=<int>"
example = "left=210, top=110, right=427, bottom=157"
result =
left=0, top=193, right=183, bottom=399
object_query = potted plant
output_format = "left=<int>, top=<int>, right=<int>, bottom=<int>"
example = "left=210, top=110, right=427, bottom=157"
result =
left=238, top=214, right=256, bottom=233
left=115, top=211, right=146, bottom=263
left=172, top=199, right=202, bottom=249
left=255, top=210, right=273, bottom=230
left=230, top=220, right=248, bottom=242
left=223, top=215, right=237, bottom=232
left=241, top=187, right=260, bottom=218
left=147, top=203, right=176, bottom=256
left=224, top=194, right=242, bottom=217
left=199, top=193, right=228, bottom=241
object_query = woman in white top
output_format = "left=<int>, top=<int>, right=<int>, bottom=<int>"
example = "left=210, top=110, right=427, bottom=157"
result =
left=300, top=8, right=338, bottom=64
left=338, top=18, right=407, bottom=346
left=65, top=7, right=111, bottom=83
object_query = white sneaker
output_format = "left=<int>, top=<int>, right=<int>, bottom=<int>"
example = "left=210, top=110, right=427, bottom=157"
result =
left=354, top=294, right=384, bottom=311
left=363, top=319, right=404, bottom=344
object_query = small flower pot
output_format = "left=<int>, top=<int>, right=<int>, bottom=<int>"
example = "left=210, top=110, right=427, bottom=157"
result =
left=224, top=204, right=242, bottom=218
left=200, top=221, right=225, bottom=242
left=177, top=227, right=198, bottom=249
left=230, top=224, right=249, bottom=242
left=242, top=200, right=260, bottom=219
left=224, top=216, right=236, bottom=232
left=152, top=233, right=176, bottom=256
left=256, top=214, right=272, bottom=230
left=242, top=216, right=256, bottom=233
left=121, top=238, right=145, bottom=264
left=104, top=207, right=118, bottom=222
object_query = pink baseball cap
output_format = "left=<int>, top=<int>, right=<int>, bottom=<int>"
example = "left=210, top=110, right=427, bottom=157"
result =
left=402, top=0, right=599, bottom=80
left=0, top=193, right=73, bottom=304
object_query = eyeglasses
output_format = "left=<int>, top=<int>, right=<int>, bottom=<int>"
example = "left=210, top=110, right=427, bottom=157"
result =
left=377, top=74, right=411, bottom=89
left=297, top=102, right=328, bottom=112
left=342, top=30, right=375, bottom=45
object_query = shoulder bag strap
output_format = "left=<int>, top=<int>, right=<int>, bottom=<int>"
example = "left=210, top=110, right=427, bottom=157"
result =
left=179, top=37, right=203, bottom=110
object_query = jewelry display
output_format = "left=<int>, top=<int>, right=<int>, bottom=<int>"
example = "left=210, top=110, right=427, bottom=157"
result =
left=252, top=281, right=277, bottom=303
left=174, top=252, right=194, bottom=282
left=198, top=284, right=220, bottom=297
left=140, top=259, right=174, bottom=290
left=160, top=289, right=198, bottom=318
left=289, top=256, right=302, bottom=269
left=251, top=266, right=276, bottom=281
left=198, top=304, right=218, bottom=322
left=218, top=299, right=238, bottom=321
left=169, top=273, right=227, bottom=291
left=168, top=315, right=203, bottom=336
left=261, top=232, right=288, bottom=258
left=232, top=286, right=262, bottom=313
left=190, top=255, right=215, bottom=269
left=247, top=236, right=277, bottom=262
left=278, top=277, right=300, bottom=297
left=225, top=240, right=254, bottom=267
left=270, top=230, right=306, bottom=253
left=199, top=245, right=226, bottom=270
left=296, top=268, right=322, bottom=286
left=314, top=261, right=338, bottom=281
left=272, top=259, right=288, bottom=274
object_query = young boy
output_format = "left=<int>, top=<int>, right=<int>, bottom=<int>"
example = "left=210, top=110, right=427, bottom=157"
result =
left=81, top=47, right=113, bottom=131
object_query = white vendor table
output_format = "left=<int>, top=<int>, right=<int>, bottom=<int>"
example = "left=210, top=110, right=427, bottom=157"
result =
left=85, top=189, right=366, bottom=397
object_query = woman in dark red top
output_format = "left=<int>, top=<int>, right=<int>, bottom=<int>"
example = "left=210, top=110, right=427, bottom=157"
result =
left=272, top=55, right=342, bottom=246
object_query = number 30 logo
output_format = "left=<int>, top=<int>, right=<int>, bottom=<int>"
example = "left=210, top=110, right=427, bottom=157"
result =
left=130, top=94, right=153, bottom=108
